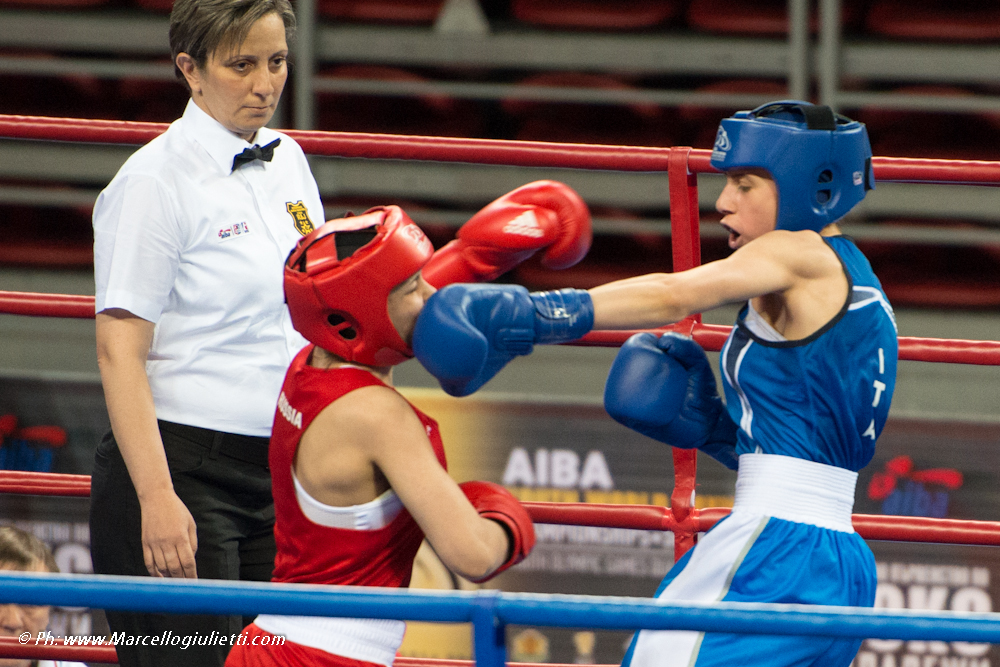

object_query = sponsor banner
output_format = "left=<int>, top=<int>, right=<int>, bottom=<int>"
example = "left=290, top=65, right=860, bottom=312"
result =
left=852, top=420, right=1000, bottom=667
left=401, top=391, right=731, bottom=663
left=852, top=558, right=993, bottom=667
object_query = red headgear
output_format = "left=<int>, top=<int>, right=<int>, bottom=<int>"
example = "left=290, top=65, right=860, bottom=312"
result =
left=284, top=206, right=434, bottom=367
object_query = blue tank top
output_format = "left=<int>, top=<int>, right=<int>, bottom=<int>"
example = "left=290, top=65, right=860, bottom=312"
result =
left=720, top=236, right=898, bottom=471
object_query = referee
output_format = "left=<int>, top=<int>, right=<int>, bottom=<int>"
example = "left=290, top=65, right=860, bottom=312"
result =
left=89, top=0, right=322, bottom=664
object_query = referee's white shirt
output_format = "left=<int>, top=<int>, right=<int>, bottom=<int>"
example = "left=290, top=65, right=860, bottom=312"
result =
left=93, top=100, right=323, bottom=438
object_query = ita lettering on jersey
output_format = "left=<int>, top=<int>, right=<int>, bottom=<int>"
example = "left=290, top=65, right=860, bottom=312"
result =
left=277, top=391, right=303, bottom=429
left=217, top=222, right=250, bottom=241
left=286, top=201, right=315, bottom=236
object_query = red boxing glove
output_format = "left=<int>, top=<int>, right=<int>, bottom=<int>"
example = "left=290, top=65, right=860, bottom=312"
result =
left=459, top=481, right=536, bottom=583
left=422, top=180, right=592, bottom=288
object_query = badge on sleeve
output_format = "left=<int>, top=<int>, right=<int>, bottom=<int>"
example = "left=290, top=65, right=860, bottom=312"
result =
left=286, top=201, right=315, bottom=236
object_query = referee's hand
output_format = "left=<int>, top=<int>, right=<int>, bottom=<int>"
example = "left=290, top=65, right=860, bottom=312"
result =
left=140, top=489, right=199, bottom=579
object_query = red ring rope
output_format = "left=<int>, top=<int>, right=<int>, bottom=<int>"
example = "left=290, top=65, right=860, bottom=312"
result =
left=1, top=471, right=998, bottom=548
left=4, top=114, right=1000, bottom=183
left=2, top=291, right=997, bottom=366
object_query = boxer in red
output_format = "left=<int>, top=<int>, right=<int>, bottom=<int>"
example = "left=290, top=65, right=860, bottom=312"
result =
left=224, top=189, right=590, bottom=666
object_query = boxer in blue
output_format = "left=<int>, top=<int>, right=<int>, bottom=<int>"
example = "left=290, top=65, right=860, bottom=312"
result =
left=412, top=101, right=898, bottom=667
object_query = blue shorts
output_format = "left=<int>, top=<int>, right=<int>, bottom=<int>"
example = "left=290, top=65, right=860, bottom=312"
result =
left=622, top=512, right=876, bottom=667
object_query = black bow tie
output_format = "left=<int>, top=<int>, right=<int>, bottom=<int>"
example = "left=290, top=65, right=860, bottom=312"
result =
left=232, top=138, right=280, bottom=171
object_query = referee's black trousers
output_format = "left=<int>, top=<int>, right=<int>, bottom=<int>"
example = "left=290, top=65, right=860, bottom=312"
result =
left=89, top=420, right=275, bottom=667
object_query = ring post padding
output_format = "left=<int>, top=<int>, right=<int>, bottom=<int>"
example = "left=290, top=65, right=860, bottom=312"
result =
left=666, top=146, right=702, bottom=560
left=472, top=590, right=505, bottom=667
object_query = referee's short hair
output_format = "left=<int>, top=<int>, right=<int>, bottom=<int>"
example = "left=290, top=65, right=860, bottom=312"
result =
left=0, top=525, right=59, bottom=573
left=169, top=0, right=296, bottom=88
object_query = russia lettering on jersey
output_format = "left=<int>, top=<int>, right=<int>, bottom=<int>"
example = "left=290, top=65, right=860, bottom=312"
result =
left=269, top=345, right=449, bottom=589
left=277, top=391, right=302, bottom=429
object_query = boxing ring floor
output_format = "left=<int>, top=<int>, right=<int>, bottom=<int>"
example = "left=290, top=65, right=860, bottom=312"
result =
left=1, top=115, right=1000, bottom=665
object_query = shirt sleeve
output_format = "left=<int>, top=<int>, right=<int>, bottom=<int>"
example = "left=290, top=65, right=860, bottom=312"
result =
left=92, top=173, right=185, bottom=322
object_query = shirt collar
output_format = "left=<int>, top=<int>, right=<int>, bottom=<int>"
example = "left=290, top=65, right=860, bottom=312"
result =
left=179, top=99, right=282, bottom=173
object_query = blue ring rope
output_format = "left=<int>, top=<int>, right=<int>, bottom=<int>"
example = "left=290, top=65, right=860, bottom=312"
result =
left=2, top=571, right=999, bottom=663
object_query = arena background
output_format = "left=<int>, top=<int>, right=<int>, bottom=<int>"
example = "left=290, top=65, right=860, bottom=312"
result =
left=3, top=0, right=1000, bottom=664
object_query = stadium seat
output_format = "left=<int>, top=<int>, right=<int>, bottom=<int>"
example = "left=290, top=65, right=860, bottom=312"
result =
left=686, top=0, right=861, bottom=36
left=317, top=0, right=445, bottom=24
left=0, top=0, right=108, bottom=8
left=859, top=228, right=1000, bottom=308
left=676, top=79, right=790, bottom=148
left=133, top=0, right=173, bottom=13
left=502, top=72, right=674, bottom=147
left=315, top=65, right=486, bottom=138
left=865, top=0, right=1000, bottom=42
left=116, top=72, right=190, bottom=123
left=853, top=85, right=1000, bottom=161
left=510, top=0, right=682, bottom=31
left=0, top=55, right=112, bottom=119
left=0, top=203, right=93, bottom=268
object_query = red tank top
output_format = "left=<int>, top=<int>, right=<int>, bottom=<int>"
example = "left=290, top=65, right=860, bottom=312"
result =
left=270, top=345, right=447, bottom=587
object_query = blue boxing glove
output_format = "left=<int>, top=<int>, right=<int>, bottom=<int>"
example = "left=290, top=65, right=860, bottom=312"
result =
left=413, top=283, right=594, bottom=397
left=604, top=332, right=739, bottom=470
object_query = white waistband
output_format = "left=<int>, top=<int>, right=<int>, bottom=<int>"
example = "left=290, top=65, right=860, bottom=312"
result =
left=253, top=614, right=405, bottom=666
left=732, top=453, right=857, bottom=533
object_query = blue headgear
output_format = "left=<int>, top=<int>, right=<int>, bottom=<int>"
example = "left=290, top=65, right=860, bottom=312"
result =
left=710, top=100, right=875, bottom=232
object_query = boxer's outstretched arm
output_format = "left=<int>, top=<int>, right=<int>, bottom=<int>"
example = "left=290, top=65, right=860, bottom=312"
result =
left=589, top=229, right=841, bottom=330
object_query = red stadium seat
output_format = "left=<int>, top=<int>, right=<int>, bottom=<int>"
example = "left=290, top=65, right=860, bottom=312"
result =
left=686, top=0, right=861, bottom=36
left=865, top=0, right=1000, bottom=42
left=510, top=0, right=682, bottom=31
left=859, top=226, right=1000, bottom=308
left=853, top=85, right=1000, bottom=161
left=315, top=65, right=486, bottom=138
left=502, top=72, right=674, bottom=147
left=133, top=0, right=174, bottom=14
left=676, top=79, right=790, bottom=148
left=0, top=203, right=94, bottom=268
left=0, top=53, right=113, bottom=119
left=317, top=0, right=445, bottom=24
left=116, top=70, right=190, bottom=123
left=0, top=0, right=108, bottom=8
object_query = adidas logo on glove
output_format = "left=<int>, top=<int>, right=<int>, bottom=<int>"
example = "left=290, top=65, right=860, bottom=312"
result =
left=502, top=211, right=545, bottom=238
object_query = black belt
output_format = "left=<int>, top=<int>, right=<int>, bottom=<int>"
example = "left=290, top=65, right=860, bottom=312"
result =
left=158, top=420, right=270, bottom=469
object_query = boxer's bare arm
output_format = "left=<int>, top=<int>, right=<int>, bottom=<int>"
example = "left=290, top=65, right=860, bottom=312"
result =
left=295, top=386, right=509, bottom=581
left=96, top=309, right=198, bottom=579
left=589, top=229, right=847, bottom=340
